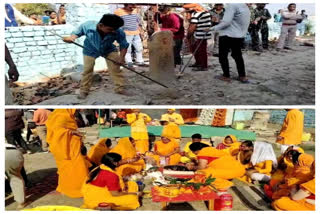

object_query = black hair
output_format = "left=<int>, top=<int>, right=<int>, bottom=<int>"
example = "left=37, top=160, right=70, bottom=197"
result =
left=288, top=3, right=296, bottom=8
left=105, top=138, right=112, bottom=147
left=49, top=11, right=57, bottom=15
left=191, top=133, right=202, bottom=139
left=288, top=150, right=301, bottom=164
left=242, top=140, right=254, bottom=148
left=189, top=142, right=209, bottom=152
left=86, top=153, right=122, bottom=184
left=99, top=14, right=124, bottom=30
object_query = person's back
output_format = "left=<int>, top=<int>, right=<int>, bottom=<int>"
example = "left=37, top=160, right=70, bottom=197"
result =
left=114, top=7, right=140, bottom=35
left=5, top=109, right=24, bottom=133
left=218, top=3, right=250, bottom=38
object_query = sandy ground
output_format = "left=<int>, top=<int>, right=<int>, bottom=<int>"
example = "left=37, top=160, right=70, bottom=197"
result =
left=5, top=123, right=315, bottom=211
left=31, top=37, right=315, bottom=105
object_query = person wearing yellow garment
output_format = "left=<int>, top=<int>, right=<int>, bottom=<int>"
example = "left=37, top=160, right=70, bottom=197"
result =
left=188, top=143, right=245, bottom=179
left=272, top=152, right=314, bottom=200
left=236, top=141, right=254, bottom=169
left=46, top=109, right=89, bottom=198
left=160, top=109, right=184, bottom=125
left=161, top=119, right=181, bottom=143
left=110, top=137, right=145, bottom=176
left=88, top=138, right=112, bottom=166
left=150, top=136, right=181, bottom=166
left=181, top=133, right=211, bottom=163
left=126, top=109, right=152, bottom=153
left=276, top=109, right=304, bottom=154
left=272, top=161, right=315, bottom=211
left=245, top=142, right=278, bottom=183
left=81, top=153, right=140, bottom=210
left=216, top=135, right=241, bottom=156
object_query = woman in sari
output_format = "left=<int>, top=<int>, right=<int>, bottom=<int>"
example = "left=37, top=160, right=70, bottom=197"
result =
left=88, top=138, right=112, bottom=165
left=216, top=135, right=241, bottom=156
left=81, top=153, right=140, bottom=210
left=110, top=137, right=145, bottom=176
left=272, top=161, right=315, bottom=211
left=272, top=152, right=314, bottom=200
left=188, top=143, right=245, bottom=179
left=46, top=109, right=89, bottom=198
left=150, top=136, right=181, bottom=166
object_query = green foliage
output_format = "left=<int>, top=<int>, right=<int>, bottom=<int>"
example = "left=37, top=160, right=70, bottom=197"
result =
left=14, top=3, right=54, bottom=16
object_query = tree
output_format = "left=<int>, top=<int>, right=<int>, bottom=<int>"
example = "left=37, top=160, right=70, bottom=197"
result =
left=14, top=3, right=55, bottom=16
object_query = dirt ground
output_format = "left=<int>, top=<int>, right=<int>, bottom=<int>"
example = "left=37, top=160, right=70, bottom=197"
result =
left=12, top=36, right=315, bottom=105
left=5, top=124, right=315, bottom=211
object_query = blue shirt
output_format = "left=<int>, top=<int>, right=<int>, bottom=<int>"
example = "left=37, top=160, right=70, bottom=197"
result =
left=72, top=21, right=129, bottom=58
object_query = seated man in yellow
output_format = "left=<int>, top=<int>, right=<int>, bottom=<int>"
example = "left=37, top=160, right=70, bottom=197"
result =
left=150, top=135, right=181, bottom=166
left=88, top=138, right=112, bottom=165
left=160, top=109, right=184, bottom=125
left=236, top=140, right=254, bottom=169
left=245, top=142, right=278, bottom=183
left=181, top=133, right=211, bottom=163
left=110, top=137, right=145, bottom=176
left=272, top=162, right=315, bottom=211
left=126, top=109, right=151, bottom=153
left=188, top=143, right=245, bottom=180
left=216, top=135, right=241, bottom=156
left=82, top=153, right=140, bottom=210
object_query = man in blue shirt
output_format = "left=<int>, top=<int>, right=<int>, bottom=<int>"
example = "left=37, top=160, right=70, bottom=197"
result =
left=63, top=14, right=129, bottom=99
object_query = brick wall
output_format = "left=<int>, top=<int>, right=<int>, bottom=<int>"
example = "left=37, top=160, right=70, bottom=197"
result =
left=5, top=3, right=111, bottom=82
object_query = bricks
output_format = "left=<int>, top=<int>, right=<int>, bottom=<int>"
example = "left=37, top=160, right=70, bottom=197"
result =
left=34, top=36, right=44, bottom=41
left=6, top=43, right=14, bottom=48
left=18, top=52, right=31, bottom=57
left=34, top=31, right=45, bottom=36
left=21, top=27, right=34, bottom=32
left=26, top=41, right=37, bottom=46
left=27, top=46, right=38, bottom=51
left=48, top=40, right=57, bottom=45
left=41, top=50, right=52, bottom=55
left=37, top=46, right=46, bottom=51
left=23, top=32, right=35, bottom=37
left=15, top=42, right=26, bottom=47
left=23, top=37, right=34, bottom=42
left=55, top=53, right=66, bottom=58
left=5, top=32, right=11, bottom=38
left=48, top=45, right=57, bottom=50
left=37, top=41, right=48, bottom=46
left=7, top=37, right=23, bottom=43
left=31, top=51, right=41, bottom=56
left=7, top=27, right=20, bottom=32
left=12, top=47, right=27, bottom=53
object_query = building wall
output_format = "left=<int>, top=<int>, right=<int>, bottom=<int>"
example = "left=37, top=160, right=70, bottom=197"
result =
left=5, top=3, right=111, bottom=82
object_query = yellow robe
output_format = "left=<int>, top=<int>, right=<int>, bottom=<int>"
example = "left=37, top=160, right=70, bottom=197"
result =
left=110, top=137, right=145, bottom=176
left=220, top=135, right=241, bottom=156
left=277, top=109, right=304, bottom=145
left=272, top=154, right=314, bottom=200
left=127, top=113, right=151, bottom=153
left=197, top=147, right=245, bottom=180
left=151, top=139, right=181, bottom=166
left=81, top=165, right=140, bottom=210
left=182, top=141, right=211, bottom=160
left=160, top=113, right=184, bottom=125
left=272, top=178, right=315, bottom=211
left=161, top=123, right=181, bottom=140
left=46, top=109, right=89, bottom=198
left=88, top=138, right=110, bottom=165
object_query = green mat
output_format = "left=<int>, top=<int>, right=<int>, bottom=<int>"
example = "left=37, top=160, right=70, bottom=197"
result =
left=99, top=125, right=256, bottom=140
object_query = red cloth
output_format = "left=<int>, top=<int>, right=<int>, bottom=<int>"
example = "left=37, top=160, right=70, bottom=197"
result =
left=198, top=156, right=218, bottom=164
left=216, top=143, right=227, bottom=150
left=191, top=39, right=207, bottom=68
left=160, top=13, right=184, bottom=40
left=91, top=169, right=121, bottom=191
left=117, top=111, right=126, bottom=119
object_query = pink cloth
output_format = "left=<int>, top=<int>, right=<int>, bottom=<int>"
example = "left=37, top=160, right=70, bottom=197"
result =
left=160, top=13, right=184, bottom=40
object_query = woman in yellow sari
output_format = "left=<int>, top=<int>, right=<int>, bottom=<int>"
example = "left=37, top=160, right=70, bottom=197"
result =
left=216, top=135, right=241, bottom=156
left=126, top=109, right=151, bottom=153
left=110, top=137, right=145, bottom=176
left=272, top=161, right=315, bottom=211
left=88, top=138, right=112, bottom=165
left=46, top=109, right=89, bottom=198
left=189, top=143, right=245, bottom=179
left=272, top=152, right=314, bottom=200
left=81, top=153, right=140, bottom=210
left=161, top=119, right=181, bottom=143
left=150, top=136, right=181, bottom=166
